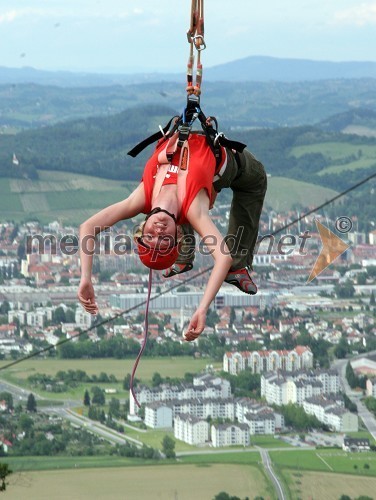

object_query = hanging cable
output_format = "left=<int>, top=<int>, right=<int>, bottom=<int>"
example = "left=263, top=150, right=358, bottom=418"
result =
left=130, top=269, right=152, bottom=408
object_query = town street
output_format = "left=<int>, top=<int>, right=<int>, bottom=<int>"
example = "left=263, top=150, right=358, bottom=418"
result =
left=332, top=351, right=376, bottom=440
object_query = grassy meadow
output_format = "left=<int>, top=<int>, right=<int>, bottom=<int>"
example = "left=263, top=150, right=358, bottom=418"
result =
left=5, top=463, right=273, bottom=500
left=270, top=449, right=376, bottom=476
left=289, top=141, right=376, bottom=176
left=283, top=470, right=376, bottom=500
left=1, top=170, right=138, bottom=224
left=0, top=357, right=221, bottom=401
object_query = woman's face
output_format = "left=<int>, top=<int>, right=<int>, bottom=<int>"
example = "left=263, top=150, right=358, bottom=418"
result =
left=142, top=212, right=177, bottom=249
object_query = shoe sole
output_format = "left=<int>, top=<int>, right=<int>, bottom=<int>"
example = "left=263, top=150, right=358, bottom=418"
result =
left=224, top=278, right=258, bottom=296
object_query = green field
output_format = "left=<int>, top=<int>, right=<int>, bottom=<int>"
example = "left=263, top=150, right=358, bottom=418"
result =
left=289, top=141, right=376, bottom=176
left=4, top=463, right=273, bottom=500
left=0, top=170, right=138, bottom=224
left=0, top=357, right=221, bottom=401
left=270, top=449, right=376, bottom=476
left=265, top=176, right=338, bottom=212
left=283, top=470, right=376, bottom=500
left=0, top=169, right=339, bottom=223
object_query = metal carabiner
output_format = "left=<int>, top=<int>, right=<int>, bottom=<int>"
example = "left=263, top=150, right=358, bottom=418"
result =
left=214, top=132, right=225, bottom=146
left=192, top=35, right=206, bottom=51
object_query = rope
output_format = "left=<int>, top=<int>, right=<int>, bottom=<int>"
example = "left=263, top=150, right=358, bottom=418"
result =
left=130, top=269, right=152, bottom=408
left=186, top=0, right=206, bottom=96
left=0, top=170, right=374, bottom=376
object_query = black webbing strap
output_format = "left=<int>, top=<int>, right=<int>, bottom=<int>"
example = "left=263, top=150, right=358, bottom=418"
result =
left=218, top=136, right=247, bottom=153
left=127, top=116, right=179, bottom=158
left=127, top=113, right=247, bottom=163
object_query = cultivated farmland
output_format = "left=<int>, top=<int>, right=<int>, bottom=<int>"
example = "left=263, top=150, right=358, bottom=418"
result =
left=5, top=464, right=272, bottom=500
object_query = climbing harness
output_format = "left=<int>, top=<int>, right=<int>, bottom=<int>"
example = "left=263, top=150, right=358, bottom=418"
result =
left=128, top=0, right=247, bottom=169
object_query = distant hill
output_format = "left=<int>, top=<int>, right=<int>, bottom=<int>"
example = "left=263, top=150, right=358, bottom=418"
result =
left=205, top=56, right=376, bottom=82
left=2, top=56, right=376, bottom=87
left=318, top=108, right=376, bottom=137
left=0, top=104, right=176, bottom=181
left=2, top=79, right=376, bottom=130
left=1, top=104, right=375, bottom=193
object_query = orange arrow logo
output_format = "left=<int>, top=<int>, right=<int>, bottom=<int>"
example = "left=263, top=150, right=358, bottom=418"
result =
left=307, top=219, right=351, bottom=283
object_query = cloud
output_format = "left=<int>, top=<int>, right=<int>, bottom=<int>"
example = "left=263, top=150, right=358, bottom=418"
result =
left=334, top=2, right=376, bottom=26
left=0, top=9, right=27, bottom=23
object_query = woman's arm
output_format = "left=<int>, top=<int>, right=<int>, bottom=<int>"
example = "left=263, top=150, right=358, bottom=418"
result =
left=78, top=183, right=145, bottom=313
left=184, top=192, right=233, bottom=340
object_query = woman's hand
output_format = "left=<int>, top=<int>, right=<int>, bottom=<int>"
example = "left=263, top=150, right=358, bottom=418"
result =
left=183, top=307, right=207, bottom=342
left=77, top=279, right=98, bottom=315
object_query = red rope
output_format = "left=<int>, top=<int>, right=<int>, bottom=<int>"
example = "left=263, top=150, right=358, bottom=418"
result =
left=130, top=268, right=153, bottom=408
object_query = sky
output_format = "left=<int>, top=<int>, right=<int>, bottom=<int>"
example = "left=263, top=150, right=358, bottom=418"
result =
left=1, top=0, right=376, bottom=73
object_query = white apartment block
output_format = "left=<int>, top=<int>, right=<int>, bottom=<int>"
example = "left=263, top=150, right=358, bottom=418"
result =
left=144, top=402, right=173, bottom=429
left=366, top=378, right=376, bottom=397
left=211, top=423, right=250, bottom=448
left=75, top=308, right=94, bottom=328
left=244, top=412, right=276, bottom=435
left=325, top=408, right=358, bottom=432
left=129, top=375, right=231, bottom=416
left=172, top=398, right=235, bottom=421
left=174, top=414, right=210, bottom=445
left=303, top=396, right=358, bottom=432
left=235, top=398, right=284, bottom=431
left=26, top=310, right=47, bottom=328
left=144, top=398, right=235, bottom=429
left=261, top=370, right=340, bottom=406
left=223, top=346, right=313, bottom=375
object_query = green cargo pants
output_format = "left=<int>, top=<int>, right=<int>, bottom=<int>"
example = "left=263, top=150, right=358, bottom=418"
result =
left=177, top=148, right=267, bottom=271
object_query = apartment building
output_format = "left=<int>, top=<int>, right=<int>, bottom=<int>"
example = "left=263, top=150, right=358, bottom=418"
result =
left=211, top=423, right=250, bottom=448
left=261, top=370, right=340, bottom=406
left=174, top=414, right=210, bottom=445
left=223, top=346, right=313, bottom=375
left=303, top=396, right=358, bottom=432
left=129, top=375, right=231, bottom=416
left=144, top=402, right=173, bottom=429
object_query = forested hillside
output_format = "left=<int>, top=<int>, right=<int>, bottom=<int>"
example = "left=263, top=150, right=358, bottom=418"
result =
left=1, top=78, right=376, bottom=129
left=1, top=104, right=375, bottom=194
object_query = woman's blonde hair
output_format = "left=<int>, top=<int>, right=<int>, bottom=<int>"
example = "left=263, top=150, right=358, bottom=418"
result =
left=133, top=221, right=146, bottom=243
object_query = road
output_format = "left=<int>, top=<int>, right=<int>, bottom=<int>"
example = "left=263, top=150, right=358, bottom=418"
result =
left=332, top=351, right=376, bottom=441
left=49, top=407, right=144, bottom=447
left=258, top=447, right=286, bottom=500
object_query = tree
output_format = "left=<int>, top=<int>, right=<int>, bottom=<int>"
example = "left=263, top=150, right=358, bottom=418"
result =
left=334, top=337, right=349, bottom=359
left=109, top=398, right=121, bottom=418
left=0, top=392, right=13, bottom=411
left=53, top=306, right=66, bottom=324
left=334, top=281, right=355, bottom=299
left=18, top=414, right=34, bottom=433
left=161, top=435, right=176, bottom=459
left=83, top=390, right=91, bottom=407
left=229, top=307, right=236, bottom=328
left=0, top=463, right=12, bottom=492
left=0, top=301, right=10, bottom=315
left=152, top=372, right=163, bottom=387
left=91, top=386, right=105, bottom=405
left=26, top=393, right=37, bottom=412
left=370, top=291, right=375, bottom=306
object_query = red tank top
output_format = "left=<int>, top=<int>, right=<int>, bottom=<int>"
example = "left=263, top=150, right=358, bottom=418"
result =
left=141, top=133, right=226, bottom=224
